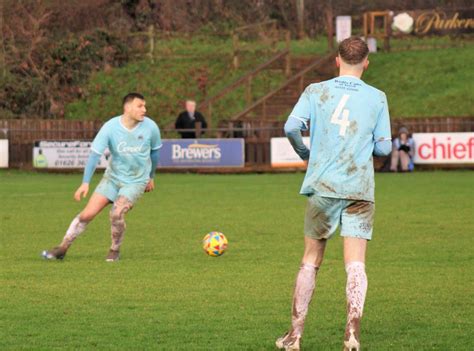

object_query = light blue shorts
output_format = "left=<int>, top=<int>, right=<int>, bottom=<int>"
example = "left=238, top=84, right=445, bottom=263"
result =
left=304, top=195, right=375, bottom=240
left=94, top=176, right=147, bottom=204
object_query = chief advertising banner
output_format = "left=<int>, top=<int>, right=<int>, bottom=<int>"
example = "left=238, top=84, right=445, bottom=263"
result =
left=413, top=133, right=474, bottom=164
left=271, top=137, right=310, bottom=168
left=158, top=139, right=245, bottom=168
left=33, top=141, right=109, bottom=169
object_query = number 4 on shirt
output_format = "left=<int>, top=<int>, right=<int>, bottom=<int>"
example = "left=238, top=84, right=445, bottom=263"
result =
left=331, top=94, right=351, bottom=137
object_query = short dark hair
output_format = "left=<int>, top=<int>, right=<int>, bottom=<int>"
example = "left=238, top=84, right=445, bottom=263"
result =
left=338, top=37, right=369, bottom=65
left=123, top=92, right=145, bottom=106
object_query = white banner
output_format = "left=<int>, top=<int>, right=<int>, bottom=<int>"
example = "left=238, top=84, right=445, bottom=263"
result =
left=271, top=137, right=310, bottom=168
left=413, top=133, right=474, bottom=164
left=367, top=37, right=377, bottom=53
left=336, top=16, right=352, bottom=42
left=0, top=140, right=8, bottom=168
left=33, top=141, right=109, bottom=169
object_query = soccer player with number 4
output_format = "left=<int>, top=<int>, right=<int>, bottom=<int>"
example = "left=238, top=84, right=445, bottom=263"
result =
left=276, top=37, right=392, bottom=351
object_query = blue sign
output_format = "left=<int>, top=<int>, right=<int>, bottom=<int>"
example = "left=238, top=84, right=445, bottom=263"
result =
left=158, top=139, right=245, bottom=168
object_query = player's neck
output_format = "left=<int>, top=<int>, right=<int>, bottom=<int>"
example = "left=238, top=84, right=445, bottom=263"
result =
left=338, top=69, right=363, bottom=79
left=121, top=114, right=139, bottom=130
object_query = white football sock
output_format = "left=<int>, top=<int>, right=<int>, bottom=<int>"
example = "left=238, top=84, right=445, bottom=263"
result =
left=291, top=263, right=319, bottom=337
left=61, top=215, right=88, bottom=248
left=345, top=261, right=368, bottom=322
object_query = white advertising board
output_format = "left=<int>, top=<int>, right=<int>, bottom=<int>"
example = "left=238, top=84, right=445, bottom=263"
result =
left=271, top=137, right=310, bottom=168
left=0, top=140, right=8, bottom=168
left=336, top=16, right=352, bottom=42
left=413, top=133, right=474, bottom=164
left=33, top=141, right=109, bottom=169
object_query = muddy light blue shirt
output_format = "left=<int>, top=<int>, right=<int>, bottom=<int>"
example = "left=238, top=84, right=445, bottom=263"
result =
left=285, top=76, right=391, bottom=202
left=91, top=116, right=162, bottom=184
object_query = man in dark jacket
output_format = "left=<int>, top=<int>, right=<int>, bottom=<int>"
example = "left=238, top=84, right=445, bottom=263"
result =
left=175, top=100, right=208, bottom=138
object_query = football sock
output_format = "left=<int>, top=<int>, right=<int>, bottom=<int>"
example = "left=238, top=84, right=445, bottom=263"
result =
left=110, top=196, right=132, bottom=251
left=61, top=215, right=89, bottom=249
left=345, top=261, right=367, bottom=323
left=291, top=263, right=319, bottom=337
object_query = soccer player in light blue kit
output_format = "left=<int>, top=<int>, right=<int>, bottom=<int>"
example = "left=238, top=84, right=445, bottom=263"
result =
left=276, top=37, right=392, bottom=351
left=43, top=93, right=162, bottom=262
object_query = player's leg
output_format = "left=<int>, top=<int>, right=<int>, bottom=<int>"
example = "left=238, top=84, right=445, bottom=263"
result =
left=276, top=196, right=340, bottom=350
left=107, top=196, right=133, bottom=261
left=276, top=237, right=327, bottom=351
left=340, top=200, right=374, bottom=351
left=42, top=192, right=111, bottom=260
left=106, top=182, right=147, bottom=262
left=63, top=192, right=111, bottom=247
left=292, top=237, right=327, bottom=334
left=343, top=238, right=367, bottom=351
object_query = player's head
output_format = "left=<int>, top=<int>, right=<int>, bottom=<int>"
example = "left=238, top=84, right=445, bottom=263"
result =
left=123, top=92, right=146, bottom=121
left=185, top=100, right=196, bottom=114
left=336, top=37, right=369, bottom=71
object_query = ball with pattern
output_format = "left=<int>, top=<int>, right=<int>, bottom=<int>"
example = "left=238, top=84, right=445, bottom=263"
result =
left=202, top=232, right=228, bottom=257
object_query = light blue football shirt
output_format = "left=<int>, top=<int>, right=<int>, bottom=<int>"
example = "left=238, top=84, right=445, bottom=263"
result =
left=288, top=75, right=391, bottom=202
left=91, top=116, right=162, bottom=184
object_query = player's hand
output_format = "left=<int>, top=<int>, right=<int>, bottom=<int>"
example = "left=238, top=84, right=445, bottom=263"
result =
left=145, top=179, right=155, bottom=192
left=74, top=183, right=89, bottom=202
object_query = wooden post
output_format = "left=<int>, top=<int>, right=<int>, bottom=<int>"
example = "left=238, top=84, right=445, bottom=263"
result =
left=284, top=51, right=291, bottom=78
left=296, top=0, right=305, bottom=39
left=228, top=121, right=234, bottom=138
left=284, top=31, right=291, bottom=78
left=271, top=21, right=277, bottom=52
left=246, top=76, right=253, bottom=106
left=0, top=0, right=5, bottom=78
left=384, top=12, right=391, bottom=52
left=370, top=13, right=375, bottom=35
left=325, top=1, right=334, bottom=51
left=285, top=30, right=291, bottom=51
left=232, top=32, right=239, bottom=70
left=195, top=121, right=202, bottom=138
left=148, top=25, right=154, bottom=63
left=363, top=12, right=369, bottom=38
left=299, top=75, right=304, bottom=92
left=262, top=101, right=267, bottom=120
left=207, top=102, right=213, bottom=134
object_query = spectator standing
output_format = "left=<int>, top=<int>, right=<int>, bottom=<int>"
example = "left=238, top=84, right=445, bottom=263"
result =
left=175, top=100, right=208, bottom=138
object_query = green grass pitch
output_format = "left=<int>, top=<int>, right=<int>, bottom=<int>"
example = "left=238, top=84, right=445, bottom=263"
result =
left=0, top=170, right=473, bottom=350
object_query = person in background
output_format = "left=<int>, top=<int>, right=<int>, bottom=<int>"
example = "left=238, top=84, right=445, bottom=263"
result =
left=390, top=127, right=415, bottom=172
left=175, top=100, right=208, bottom=138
